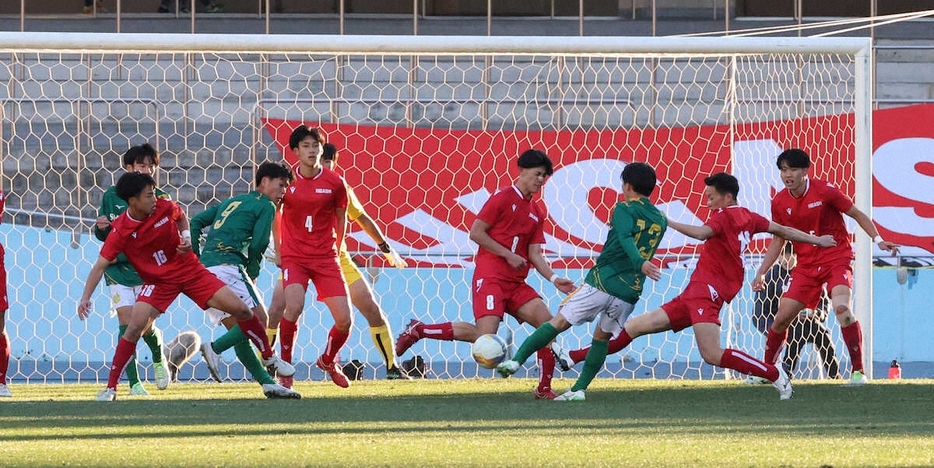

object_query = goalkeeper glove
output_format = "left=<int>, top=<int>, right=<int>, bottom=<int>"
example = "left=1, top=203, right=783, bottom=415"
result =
left=378, top=242, right=407, bottom=269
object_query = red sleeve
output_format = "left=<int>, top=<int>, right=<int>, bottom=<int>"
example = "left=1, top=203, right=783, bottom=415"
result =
left=770, top=196, right=785, bottom=224
left=825, top=183, right=855, bottom=214
left=752, top=212, right=771, bottom=234
left=335, top=177, right=348, bottom=209
left=0, top=190, right=5, bottom=218
left=704, top=209, right=725, bottom=236
left=476, top=191, right=504, bottom=226
left=99, top=225, right=125, bottom=262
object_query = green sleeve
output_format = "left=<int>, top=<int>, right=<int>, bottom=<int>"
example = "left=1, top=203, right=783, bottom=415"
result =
left=190, top=204, right=219, bottom=258
left=246, top=202, right=275, bottom=280
left=93, top=189, right=114, bottom=242
left=611, top=204, right=647, bottom=264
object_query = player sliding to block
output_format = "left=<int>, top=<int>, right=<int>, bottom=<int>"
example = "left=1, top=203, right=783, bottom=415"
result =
left=78, top=172, right=295, bottom=401
left=523, top=173, right=837, bottom=401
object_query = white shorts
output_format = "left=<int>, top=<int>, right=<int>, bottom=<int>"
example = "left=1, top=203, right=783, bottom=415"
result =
left=557, top=283, right=636, bottom=337
left=204, top=265, right=260, bottom=326
left=108, top=284, right=143, bottom=317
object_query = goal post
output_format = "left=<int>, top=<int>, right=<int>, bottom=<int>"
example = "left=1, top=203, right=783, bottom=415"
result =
left=0, top=31, right=874, bottom=383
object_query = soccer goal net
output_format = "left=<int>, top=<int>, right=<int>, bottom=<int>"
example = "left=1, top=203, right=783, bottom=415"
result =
left=0, top=32, right=872, bottom=384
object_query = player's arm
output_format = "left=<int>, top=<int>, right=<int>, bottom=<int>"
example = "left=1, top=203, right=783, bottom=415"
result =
left=176, top=208, right=192, bottom=255
left=844, top=205, right=900, bottom=254
left=93, top=190, right=113, bottom=242
left=189, top=204, right=219, bottom=258
left=469, top=219, right=526, bottom=270
left=354, top=211, right=407, bottom=269
left=612, top=206, right=661, bottom=281
left=667, top=219, right=715, bottom=241
left=77, top=255, right=116, bottom=320
left=528, top=243, right=575, bottom=294
left=767, top=222, right=836, bottom=248
left=246, top=205, right=276, bottom=280
left=752, top=236, right=786, bottom=292
left=334, top=205, right=348, bottom=257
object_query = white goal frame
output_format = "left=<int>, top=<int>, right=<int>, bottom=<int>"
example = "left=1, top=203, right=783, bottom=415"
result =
left=0, top=32, right=874, bottom=381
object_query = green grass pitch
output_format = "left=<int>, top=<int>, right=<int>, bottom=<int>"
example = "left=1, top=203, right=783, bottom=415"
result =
left=1, top=378, right=932, bottom=467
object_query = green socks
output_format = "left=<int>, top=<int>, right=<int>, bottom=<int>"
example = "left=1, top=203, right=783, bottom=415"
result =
left=212, top=325, right=248, bottom=353
left=141, top=327, right=163, bottom=363
left=571, top=339, right=609, bottom=392
left=513, top=322, right=560, bottom=365
left=234, top=341, right=275, bottom=385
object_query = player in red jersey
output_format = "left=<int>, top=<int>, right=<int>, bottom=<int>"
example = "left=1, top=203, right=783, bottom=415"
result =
left=78, top=172, right=295, bottom=401
left=586, top=173, right=836, bottom=400
left=394, top=149, right=576, bottom=399
left=753, top=149, right=899, bottom=385
left=0, top=189, right=11, bottom=398
left=276, top=126, right=356, bottom=388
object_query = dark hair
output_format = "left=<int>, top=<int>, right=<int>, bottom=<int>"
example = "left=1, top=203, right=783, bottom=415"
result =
left=517, top=149, right=553, bottom=176
left=621, top=162, right=657, bottom=197
left=255, top=161, right=294, bottom=185
left=704, top=172, right=739, bottom=199
left=782, top=241, right=795, bottom=255
left=289, top=125, right=326, bottom=150
left=322, top=143, right=338, bottom=161
left=115, top=171, right=156, bottom=202
left=776, top=149, right=811, bottom=169
left=122, top=143, right=159, bottom=168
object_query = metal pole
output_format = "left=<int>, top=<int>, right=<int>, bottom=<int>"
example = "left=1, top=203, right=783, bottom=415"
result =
left=725, top=0, right=729, bottom=33
left=20, top=0, right=24, bottom=32
left=190, top=0, right=196, bottom=34
left=116, top=0, right=121, bottom=33
left=652, top=0, right=657, bottom=36
left=265, top=0, right=271, bottom=35
left=853, top=41, right=874, bottom=379
left=340, top=0, right=345, bottom=36
left=579, top=0, right=584, bottom=36
left=413, top=0, right=418, bottom=35
left=487, top=0, right=492, bottom=36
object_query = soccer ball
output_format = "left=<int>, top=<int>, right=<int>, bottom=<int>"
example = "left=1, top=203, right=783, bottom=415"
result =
left=471, top=334, right=508, bottom=369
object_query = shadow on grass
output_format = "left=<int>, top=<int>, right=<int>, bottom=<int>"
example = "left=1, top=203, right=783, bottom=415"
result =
left=2, top=380, right=932, bottom=443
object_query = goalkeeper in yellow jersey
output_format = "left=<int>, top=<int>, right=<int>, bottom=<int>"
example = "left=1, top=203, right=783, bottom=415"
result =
left=267, top=143, right=410, bottom=386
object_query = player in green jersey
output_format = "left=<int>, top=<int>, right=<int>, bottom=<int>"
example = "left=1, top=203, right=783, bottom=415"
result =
left=190, top=162, right=300, bottom=399
left=92, top=143, right=169, bottom=395
left=496, top=162, right=667, bottom=401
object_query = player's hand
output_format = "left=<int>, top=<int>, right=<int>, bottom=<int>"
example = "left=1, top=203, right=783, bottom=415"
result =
left=878, top=240, right=900, bottom=255
left=95, top=216, right=111, bottom=231
left=553, top=277, right=576, bottom=294
left=815, top=234, right=837, bottom=248
left=751, top=273, right=766, bottom=292
left=505, top=253, right=527, bottom=270
left=641, top=260, right=661, bottom=281
left=177, top=236, right=192, bottom=255
left=382, top=247, right=408, bottom=269
left=77, top=299, right=92, bottom=320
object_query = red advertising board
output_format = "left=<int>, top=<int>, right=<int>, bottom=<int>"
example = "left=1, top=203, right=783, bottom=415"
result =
left=263, top=104, right=934, bottom=266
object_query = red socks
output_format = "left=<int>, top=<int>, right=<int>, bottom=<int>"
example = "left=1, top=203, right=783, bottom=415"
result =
left=536, top=347, right=555, bottom=391
left=0, top=333, right=9, bottom=384
left=106, top=338, right=138, bottom=390
left=279, top=318, right=298, bottom=363
left=763, top=328, right=788, bottom=365
left=720, top=348, right=779, bottom=381
left=237, top=315, right=273, bottom=359
left=420, top=322, right=455, bottom=341
left=322, top=326, right=350, bottom=363
left=570, top=329, right=633, bottom=365
left=841, top=322, right=865, bottom=373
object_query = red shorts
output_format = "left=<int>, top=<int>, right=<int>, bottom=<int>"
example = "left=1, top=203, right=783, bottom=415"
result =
left=281, top=256, right=348, bottom=301
left=784, top=261, right=853, bottom=309
left=662, top=281, right=724, bottom=332
left=136, top=269, right=226, bottom=313
left=471, top=276, right=541, bottom=324
left=0, top=245, right=7, bottom=311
